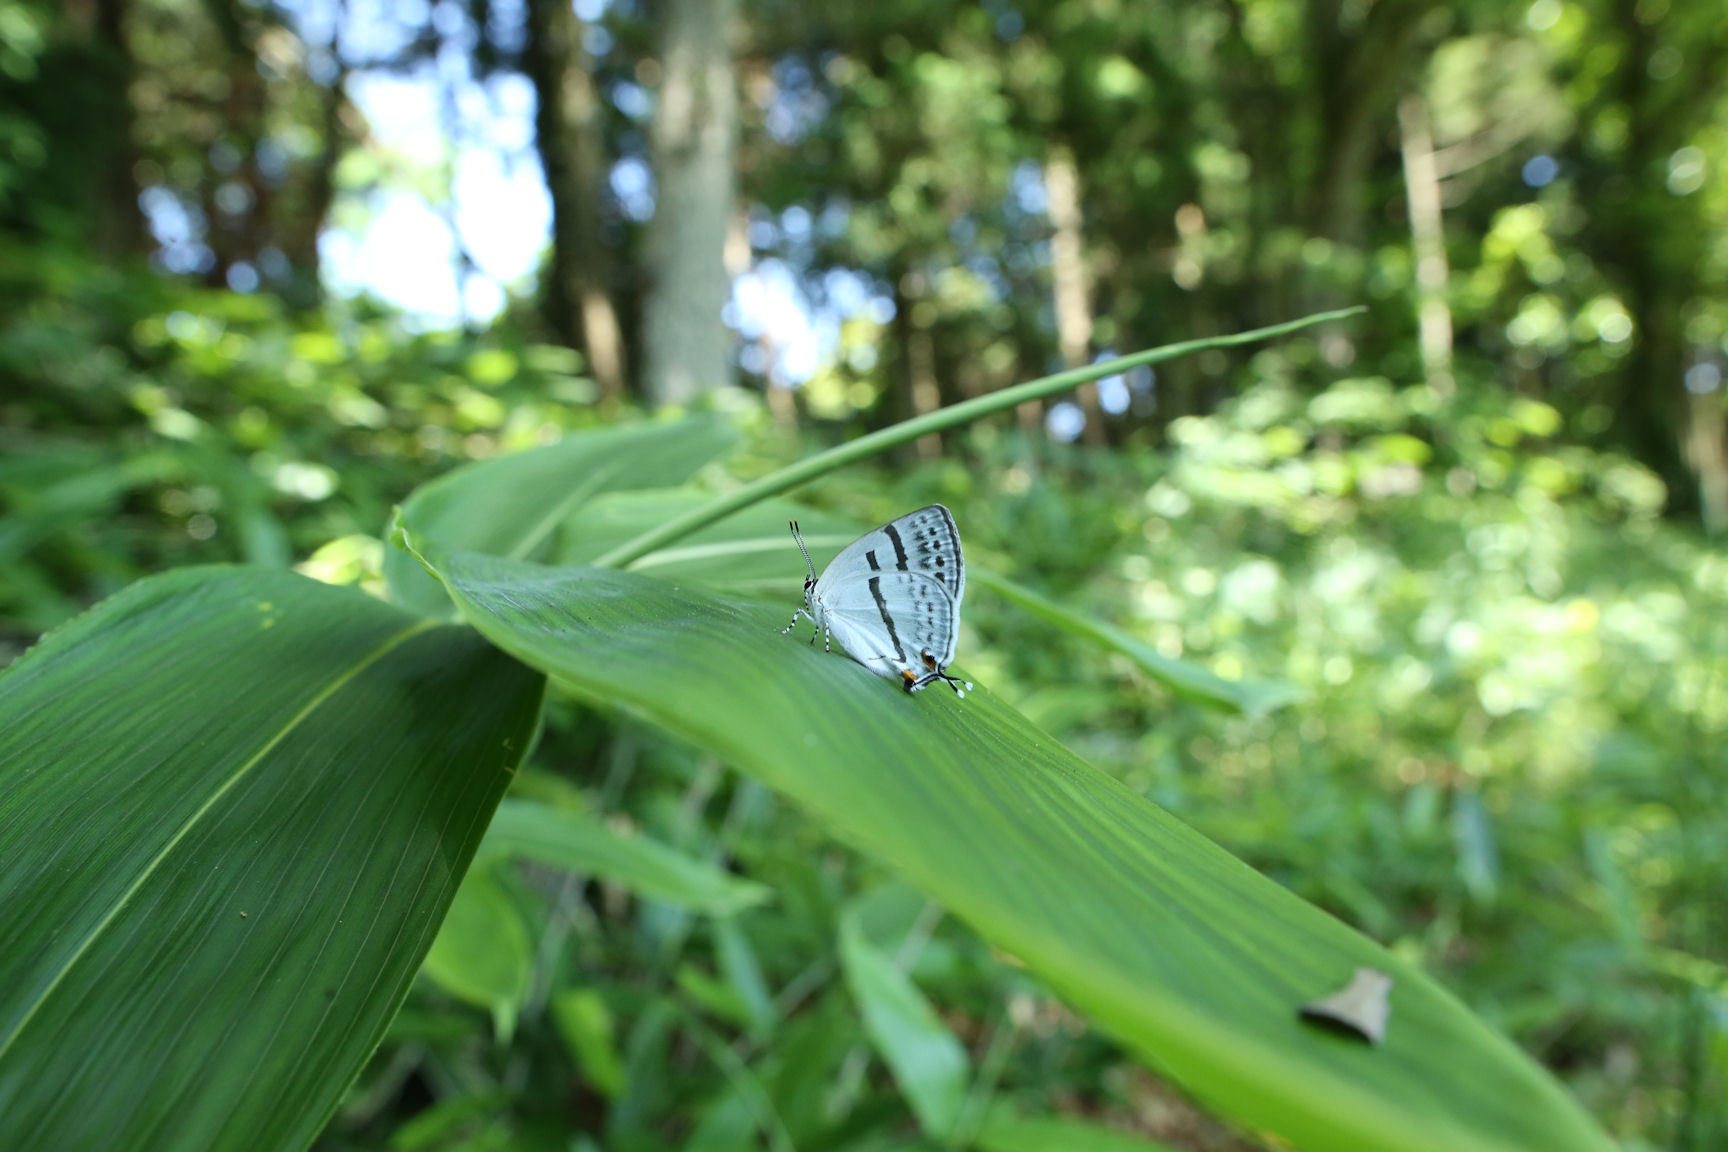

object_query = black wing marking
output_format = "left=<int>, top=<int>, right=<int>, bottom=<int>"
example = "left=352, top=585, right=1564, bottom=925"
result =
left=883, top=504, right=965, bottom=604
left=818, top=505, right=966, bottom=606
left=866, top=575, right=905, bottom=661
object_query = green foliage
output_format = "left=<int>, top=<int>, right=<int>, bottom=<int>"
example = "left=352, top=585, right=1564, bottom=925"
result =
left=975, top=1113, right=1180, bottom=1152
left=383, top=415, right=740, bottom=616
left=478, top=798, right=771, bottom=915
left=390, top=414, right=1610, bottom=1152
left=424, top=864, right=538, bottom=1041
left=839, top=900, right=977, bottom=1142
left=6, top=369, right=1724, bottom=1150
left=930, top=373, right=1728, bottom=1142
left=4, top=0, right=1728, bottom=1148
left=0, top=250, right=603, bottom=638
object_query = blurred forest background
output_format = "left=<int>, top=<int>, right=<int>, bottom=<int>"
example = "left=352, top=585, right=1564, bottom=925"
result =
left=3, top=0, right=1726, bottom=1149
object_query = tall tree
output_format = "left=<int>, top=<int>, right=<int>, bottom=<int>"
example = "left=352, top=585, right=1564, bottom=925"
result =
left=91, top=0, right=145, bottom=258
left=201, top=0, right=269, bottom=289
left=37, top=0, right=146, bottom=255
left=1304, top=0, right=1446, bottom=251
left=1398, top=92, right=1454, bottom=398
left=641, top=0, right=739, bottom=407
left=1569, top=0, right=1727, bottom=515
left=1045, top=142, right=1105, bottom=444
left=524, top=0, right=628, bottom=399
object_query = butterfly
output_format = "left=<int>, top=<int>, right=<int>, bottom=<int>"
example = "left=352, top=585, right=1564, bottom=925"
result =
left=783, top=504, right=973, bottom=697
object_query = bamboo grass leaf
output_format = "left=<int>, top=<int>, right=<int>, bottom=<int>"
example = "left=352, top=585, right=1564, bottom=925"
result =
left=976, top=1114, right=1182, bottom=1152
left=385, top=416, right=739, bottom=616
left=407, top=546, right=1615, bottom=1152
left=557, top=491, right=1293, bottom=714
left=477, top=797, right=770, bottom=915
left=839, top=907, right=970, bottom=1140
left=0, top=567, right=544, bottom=1152
left=421, top=864, right=535, bottom=1039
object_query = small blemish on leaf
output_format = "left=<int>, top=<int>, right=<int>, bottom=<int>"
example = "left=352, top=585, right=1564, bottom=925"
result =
left=1300, top=966, right=1393, bottom=1045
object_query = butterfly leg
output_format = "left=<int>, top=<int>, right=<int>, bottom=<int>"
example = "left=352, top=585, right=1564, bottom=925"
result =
left=781, top=606, right=816, bottom=638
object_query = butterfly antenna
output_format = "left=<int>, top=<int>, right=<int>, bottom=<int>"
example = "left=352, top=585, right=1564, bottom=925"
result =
left=789, top=519, right=816, bottom=583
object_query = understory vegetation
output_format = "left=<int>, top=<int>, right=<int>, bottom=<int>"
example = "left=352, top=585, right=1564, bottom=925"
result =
left=3, top=0, right=1726, bottom=1149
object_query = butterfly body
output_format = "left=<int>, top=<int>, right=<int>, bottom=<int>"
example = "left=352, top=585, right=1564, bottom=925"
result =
left=783, top=505, right=972, bottom=697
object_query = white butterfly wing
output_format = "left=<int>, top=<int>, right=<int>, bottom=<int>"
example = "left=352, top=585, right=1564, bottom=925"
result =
left=820, top=614, right=908, bottom=681
left=816, top=570, right=960, bottom=678
left=820, top=504, right=965, bottom=607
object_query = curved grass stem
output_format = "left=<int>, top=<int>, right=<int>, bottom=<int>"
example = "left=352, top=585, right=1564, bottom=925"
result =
left=591, top=305, right=1365, bottom=569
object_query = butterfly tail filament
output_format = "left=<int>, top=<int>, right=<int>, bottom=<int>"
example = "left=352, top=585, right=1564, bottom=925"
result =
left=903, top=668, right=971, bottom=698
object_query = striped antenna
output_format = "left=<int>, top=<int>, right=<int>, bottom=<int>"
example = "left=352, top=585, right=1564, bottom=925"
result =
left=789, top=519, right=816, bottom=584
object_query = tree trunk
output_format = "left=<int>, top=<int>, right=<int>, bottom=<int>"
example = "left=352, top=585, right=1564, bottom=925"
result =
left=82, top=0, right=145, bottom=259
left=641, top=0, right=738, bottom=408
left=1587, top=0, right=1719, bottom=515
left=1306, top=0, right=1439, bottom=251
left=280, top=19, right=347, bottom=310
left=1686, top=389, right=1728, bottom=536
left=906, top=314, right=942, bottom=460
left=1044, top=144, right=1105, bottom=446
left=203, top=0, right=266, bottom=289
left=1618, top=273, right=1690, bottom=509
left=524, top=0, right=627, bottom=399
left=887, top=268, right=942, bottom=457
left=1397, top=93, right=1454, bottom=398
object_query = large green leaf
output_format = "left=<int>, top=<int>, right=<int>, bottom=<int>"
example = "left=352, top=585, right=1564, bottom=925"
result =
left=407, top=546, right=1613, bottom=1152
left=385, top=416, right=739, bottom=616
left=0, top=567, right=544, bottom=1151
